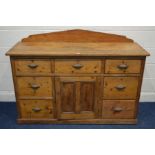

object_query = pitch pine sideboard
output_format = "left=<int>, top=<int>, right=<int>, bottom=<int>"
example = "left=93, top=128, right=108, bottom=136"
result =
left=6, top=29, right=150, bottom=124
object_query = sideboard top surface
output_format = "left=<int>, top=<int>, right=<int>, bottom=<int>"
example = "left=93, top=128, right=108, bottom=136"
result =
left=6, top=29, right=150, bottom=57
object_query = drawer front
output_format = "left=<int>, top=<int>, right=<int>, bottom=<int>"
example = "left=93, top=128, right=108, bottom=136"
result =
left=105, top=59, right=141, bottom=74
left=55, top=59, right=101, bottom=74
left=15, top=60, right=52, bottom=74
left=103, top=77, right=139, bottom=99
left=17, top=77, right=53, bottom=98
left=102, top=100, right=135, bottom=119
left=19, top=100, right=54, bottom=119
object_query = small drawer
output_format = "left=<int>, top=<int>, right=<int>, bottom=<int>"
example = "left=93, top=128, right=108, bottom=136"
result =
left=19, top=100, right=54, bottom=119
left=17, top=77, right=53, bottom=98
left=102, top=100, right=135, bottom=119
left=15, top=59, right=52, bottom=74
left=105, top=59, right=141, bottom=74
left=103, top=77, right=139, bottom=99
left=55, top=59, right=101, bottom=74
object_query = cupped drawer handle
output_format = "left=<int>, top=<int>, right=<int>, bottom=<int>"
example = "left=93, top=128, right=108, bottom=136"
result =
left=28, top=63, right=38, bottom=69
left=32, top=107, right=41, bottom=112
left=117, top=64, right=128, bottom=70
left=113, top=107, right=123, bottom=112
left=115, top=84, right=126, bottom=90
left=30, top=84, right=40, bottom=90
left=72, top=64, right=83, bottom=69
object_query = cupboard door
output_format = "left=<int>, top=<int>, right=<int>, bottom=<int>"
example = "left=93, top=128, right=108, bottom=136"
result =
left=55, top=77, right=101, bottom=119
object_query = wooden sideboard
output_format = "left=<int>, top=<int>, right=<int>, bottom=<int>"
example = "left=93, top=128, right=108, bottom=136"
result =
left=6, top=29, right=150, bottom=124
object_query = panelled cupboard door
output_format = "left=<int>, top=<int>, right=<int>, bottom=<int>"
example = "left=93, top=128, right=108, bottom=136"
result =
left=55, top=77, right=102, bottom=119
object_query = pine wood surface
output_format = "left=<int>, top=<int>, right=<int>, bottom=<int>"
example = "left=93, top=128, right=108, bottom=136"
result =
left=6, top=42, right=149, bottom=56
left=102, top=100, right=136, bottom=119
left=55, top=59, right=101, bottom=74
left=105, top=59, right=142, bottom=74
left=103, top=77, right=139, bottom=99
left=19, top=100, right=54, bottom=119
left=21, top=29, right=134, bottom=43
left=6, top=29, right=150, bottom=124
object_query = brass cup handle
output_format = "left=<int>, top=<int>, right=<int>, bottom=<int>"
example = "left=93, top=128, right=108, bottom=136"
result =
left=72, top=64, right=83, bottom=69
left=115, top=84, right=126, bottom=90
left=32, top=107, right=41, bottom=112
left=28, top=63, right=38, bottom=69
left=30, top=84, right=40, bottom=90
left=113, top=107, right=123, bottom=112
left=117, top=64, right=128, bottom=70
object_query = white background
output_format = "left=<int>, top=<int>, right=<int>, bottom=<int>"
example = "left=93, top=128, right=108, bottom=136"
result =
left=0, top=0, right=155, bottom=155
left=0, top=26, right=155, bottom=102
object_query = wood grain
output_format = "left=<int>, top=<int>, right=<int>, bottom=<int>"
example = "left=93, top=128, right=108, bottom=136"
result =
left=61, top=81, right=76, bottom=112
left=102, top=100, right=136, bottom=119
left=19, top=100, right=54, bottom=119
left=21, top=29, right=134, bottom=42
left=103, top=77, right=139, bottom=99
left=55, top=59, right=101, bottom=74
left=16, top=77, right=53, bottom=98
left=6, top=42, right=149, bottom=56
left=15, top=59, right=52, bottom=74
left=17, top=118, right=137, bottom=124
left=55, top=76, right=100, bottom=119
left=80, top=82, right=95, bottom=111
left=105, top=59, right=142, bottom=74
left=6, top=29, right=150, bottom=124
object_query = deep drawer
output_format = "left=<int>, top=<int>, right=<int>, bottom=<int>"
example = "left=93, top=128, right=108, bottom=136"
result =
left=105, top=59, right=141, bottom=74
left=15, top=59, right=52, bottom=74
left=55, top=59, right=101, bottom=74
left=16, top=77, right=53, bottom=98
left=103, top=77, right=139, bottom=99
left=19, top=100, right=54, bottom=119
left=102, top=100, right=136, bottom=119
